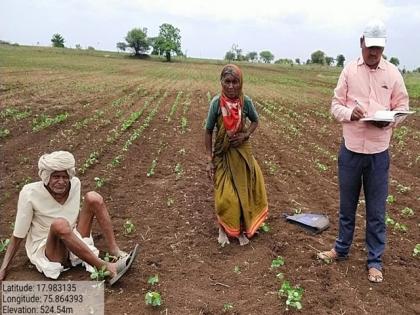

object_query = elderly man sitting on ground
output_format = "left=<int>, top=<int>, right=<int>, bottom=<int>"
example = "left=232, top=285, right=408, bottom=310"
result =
left=0, top=151, right=138, bottom=285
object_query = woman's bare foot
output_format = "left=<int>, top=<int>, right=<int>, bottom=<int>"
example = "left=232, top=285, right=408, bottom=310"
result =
left=237, top=232, right=249, bottom=246
left=218, top=227, right=230, bottom=247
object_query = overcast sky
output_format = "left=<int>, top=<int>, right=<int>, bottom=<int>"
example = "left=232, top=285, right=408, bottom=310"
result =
left=1, top=0, right=419, bottom=69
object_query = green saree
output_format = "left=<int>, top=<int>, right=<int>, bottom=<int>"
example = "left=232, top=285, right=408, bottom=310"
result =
left=213, top=116, right=268, bottom=238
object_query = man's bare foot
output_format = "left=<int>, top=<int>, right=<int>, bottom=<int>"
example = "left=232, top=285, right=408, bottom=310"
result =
left=218, top=227, right=230, bottom=247
left=237, top=233, right=250, bottom=246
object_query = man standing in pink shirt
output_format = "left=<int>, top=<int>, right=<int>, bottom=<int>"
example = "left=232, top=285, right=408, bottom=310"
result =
left=317, top=20, right=409, bottom=283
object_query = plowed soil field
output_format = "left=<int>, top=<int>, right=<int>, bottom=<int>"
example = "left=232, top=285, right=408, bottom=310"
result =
left=1, top=45, right=419, bottom=314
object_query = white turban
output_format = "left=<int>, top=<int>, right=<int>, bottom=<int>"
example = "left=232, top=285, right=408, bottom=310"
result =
left=38, top=151, right=76, bottom=185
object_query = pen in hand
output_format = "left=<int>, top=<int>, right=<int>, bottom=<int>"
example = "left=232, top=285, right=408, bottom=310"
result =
left=352, top=99, right=367, bottom=121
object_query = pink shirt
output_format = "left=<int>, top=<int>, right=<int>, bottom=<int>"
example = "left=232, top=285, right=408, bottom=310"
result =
left=331, top=57, right=409, bottom=154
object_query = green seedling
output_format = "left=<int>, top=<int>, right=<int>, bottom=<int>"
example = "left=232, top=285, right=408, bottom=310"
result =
left=264, top=160, right=278, bottom=175
left=279, top=281, right=304, bottom=310
left=174, top=163, right=183, bottom=179
left=180, top=116, right=188, bottom=133
left=393, top=222, right=408, bottom=233
left=109, top=156, right=122, bottom=167
left=1, top=107, right=31, bottom=120
left=385, top=213, right=395, bottom=226
left=260, top=222, right=270, bottom=233
left=293, top=208, right=302, bottom=215
left=396, top=184, right=410, bottom=194
left=94, top=177, right=105, bottom=188
left=223, top=303, right=234, bottom=312
left=79, top=151, right=99, bottom=174
left=413, top=244, right=420, bottom=257
left=0, top=128, right=10, bottom=138
left=401, top=207, right=414, bottom=217
left=123, top=220, right=136, bottom=235
left=0, top=239, right=10, bottom=253
left=145, top=291, right=162, bottom=307
left=147, top=159, right=158, bottom=177
left=393, top=126, right=408, bottom=144
left=90, top=265, right=110, bottom=281
left=314, top=159, right=328, bottom=172
left=147, top=275, right=159, bottom=285
left=386, top=195, right=396, bottom=204
left=234, top=266, right=241, bottom=274
left=271, top=256, right=285, bottom=269
left=166, top=197, right=174, bottom=207
left=32, top=112, right=68, bottom=132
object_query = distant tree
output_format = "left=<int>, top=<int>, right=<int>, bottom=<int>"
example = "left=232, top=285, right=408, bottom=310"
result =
left=152, top=23, right=182, bottom=62
left=148, top=37, right=160, bottom=55
left=275, top=58, right=293, bottom=65
left=415, top=67, right=420, bottom=73
left=382, top=54, right=387, bottom=60
left=75, top=44, right=82, bottom=49
left=51, top=33, right=65, bottom=48
left=389, top=57, right=400, bottom=67
left=295, top=58, right=301, bottom=65
left=336, top=54, right=345, bottom=67
left=87, top=46, right=95, bottom=50
left=125, top=27, right=149, bottom=56
left=116, top=42, right=127, bottom=52
left=325, top=56, right=334, bottom=66
left=311, top=50, right=325, bottom=65
left=259, top=50, right=274, bottom=63
left=230, top=44, right=243, bottom=61
left=224, top=51, right=235, bottom=61
left=306, top=59, right=311, bottom=65
left=246, top=51, right=258, bottom=62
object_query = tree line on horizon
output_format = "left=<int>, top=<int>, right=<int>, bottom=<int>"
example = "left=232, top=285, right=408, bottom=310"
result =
left=0, top=27, right=411, bottom=70
left=223, top=44, right=403, bottom=69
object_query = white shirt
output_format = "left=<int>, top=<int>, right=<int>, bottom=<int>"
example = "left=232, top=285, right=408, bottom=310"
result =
left=13, top=177, right=81, bottom=260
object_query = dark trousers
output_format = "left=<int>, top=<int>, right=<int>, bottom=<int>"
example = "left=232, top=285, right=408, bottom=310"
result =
left=334, top=143, right=389, bottom=270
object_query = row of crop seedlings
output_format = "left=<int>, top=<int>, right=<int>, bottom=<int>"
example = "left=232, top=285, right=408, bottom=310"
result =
left=2, top=82, right=142, bottom=139
left=172, top=92, right=192, bottom=182
left=106, top=90, right=160, bottom=145
left=77, top=86, right=150, bottom=175
left=0, top=107, right=32, bottom=139
left=74, top=85, right=147, bottom=133
left=257, top=100, right=337, bottom=174
left=121, top=90, right=168, bottom=152
left=255, top=100, right=302, bottom=142
left=179, top=92, right=191, bottom=134
left=0, top=105, right=69, bottom=135
left=145, top=90, right=185, bottom=179
left=95, top=89, right=169, bottom=179
left=47, top=85, right=147, bottom=149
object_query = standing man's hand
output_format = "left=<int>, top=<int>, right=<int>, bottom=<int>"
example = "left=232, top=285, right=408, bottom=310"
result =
left=351, top=106, right=366, bottom=121
left=370, top=121, right=390, bottom=128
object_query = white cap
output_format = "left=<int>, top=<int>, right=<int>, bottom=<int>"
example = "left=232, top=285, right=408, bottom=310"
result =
left=363, top=19, right=387, bottom=47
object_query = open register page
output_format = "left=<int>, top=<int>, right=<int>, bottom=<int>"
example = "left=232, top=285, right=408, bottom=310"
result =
left=360, top=110, right=415, bottom=122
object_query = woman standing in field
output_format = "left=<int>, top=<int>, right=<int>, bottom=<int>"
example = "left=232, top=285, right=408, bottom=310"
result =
left=204, top=64, right=268, bottom=246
